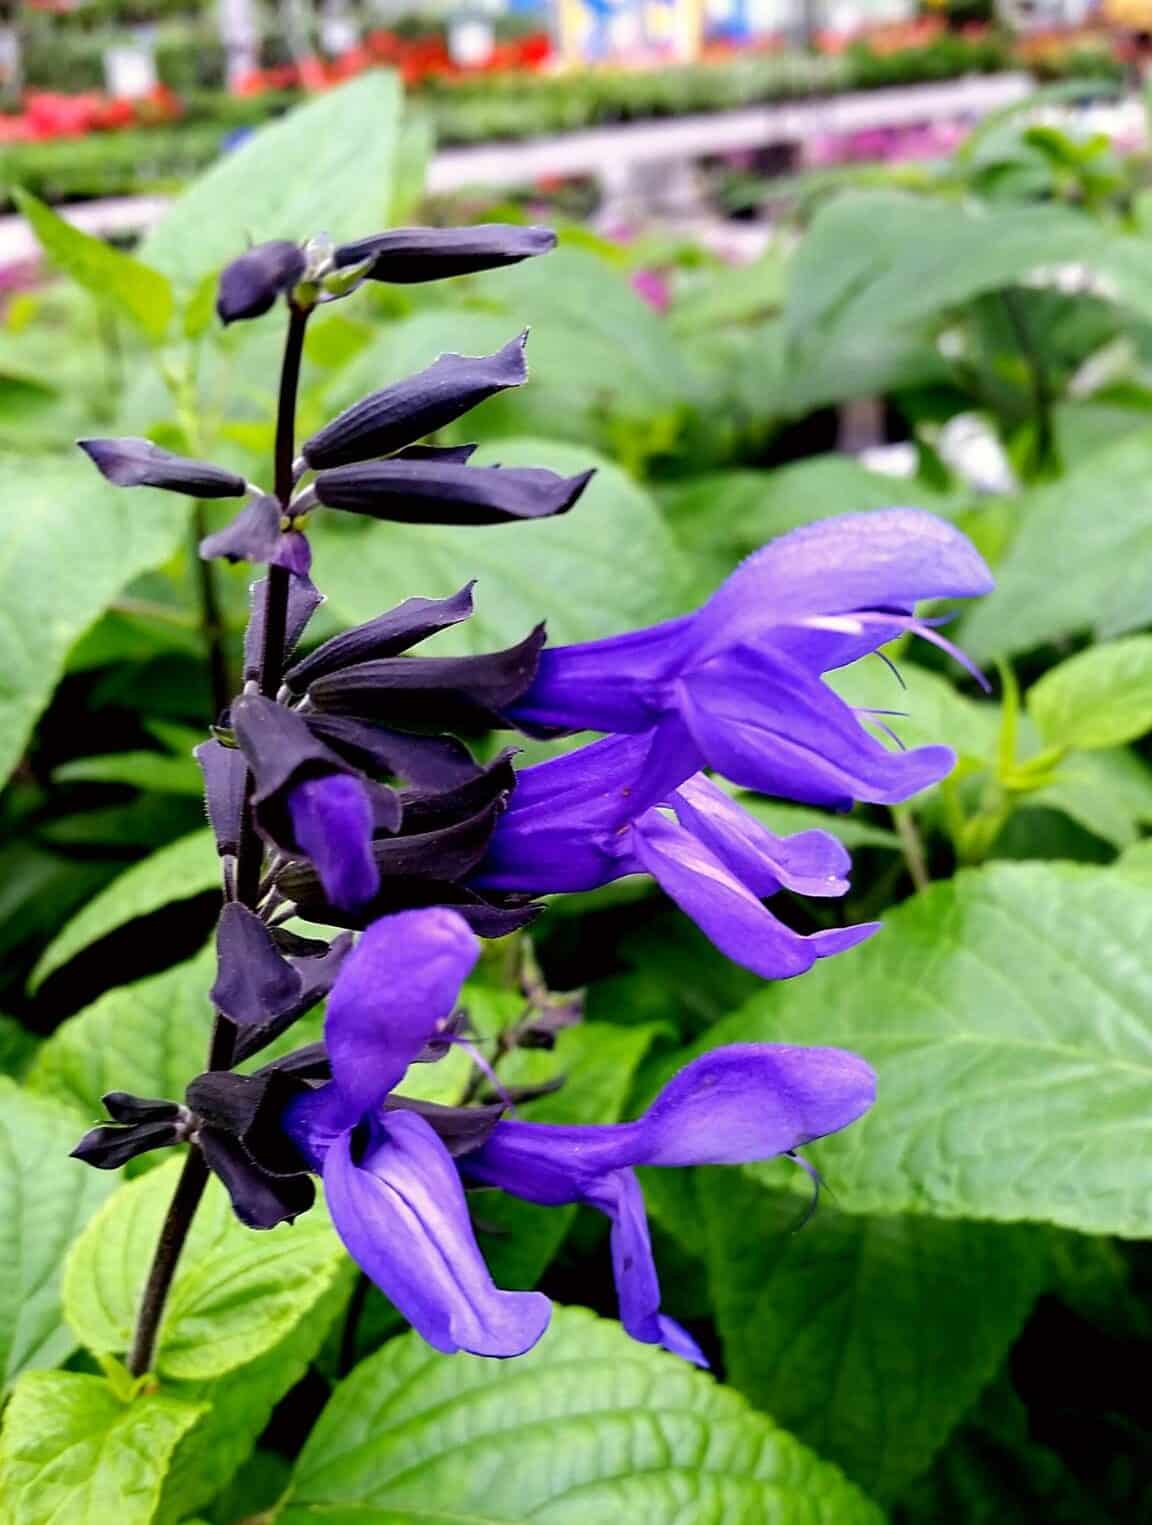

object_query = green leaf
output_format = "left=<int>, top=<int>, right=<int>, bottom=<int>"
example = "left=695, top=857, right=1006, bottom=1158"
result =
left=31, top=832, right=218, bottom=990
left=1031, top=746, right=1152, bottom=849
left=0, top=1014, right=36, bottom=1077
left=691, top=862, right=1152, bottom=1237
left=157, top=1266, right=352, bottom=1524
left=694, top=1172, right=1047, bottom=1500
left=13, top=188, right=173, bottom=344
left=663, top=459, right=955, bottom=571
left=52, top=750, right=204, bottom=794
left=63, top=1159, right=346, bottom=1380
left=0, top=1371, right=204, bottom=1525
left=963, top=435, right=1152, bottom=661
left=0, top=454, right=186, bottom=789
left=281, top=1306, right=884, bottom=1525
left=315, top=439, right=696, bottom=650
left=139, top=73, right=403, bottom=290
left=27, top=947, right=215, bottom=1115
left=1028, top=636, right=1152, bottom=750
left=0, top=1080, right=116, bottom=1389
left=785, top=192, right=1102, bottom=356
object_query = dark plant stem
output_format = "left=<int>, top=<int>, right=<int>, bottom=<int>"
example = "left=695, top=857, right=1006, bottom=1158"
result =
left=127, top=301, right=310, bottom=1380
left=191, top=504, right=232, bottom=721
left=999, top=288, right=1056, bottom=480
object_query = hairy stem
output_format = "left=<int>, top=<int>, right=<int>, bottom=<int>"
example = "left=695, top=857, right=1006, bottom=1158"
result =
left=127, top=302, right=310, bottom=1379
left=892, top=806, right=931, bottom=895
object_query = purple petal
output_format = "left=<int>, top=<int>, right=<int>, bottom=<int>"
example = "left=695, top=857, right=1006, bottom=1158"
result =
left=462, top=1043, right=876, bottom=1200
left=695, top=508, right=994, bottom=662
left=680, top=647, right=956, bottom=808
left=282, top=907, right=478, bottom=1156
left=670, top=774, right=850, bottom=898
left=244, top=573, right=324, bottom=683
left=288, top=775, right=380, bottom=910
left=632, top=812, right=876, bottom=981
left=506, top=617, right=694, bottom=736
left=200, top=495, right=311, bottom=575
left=586, top=1170, right=707, bottom=1366
left=323, top=1111, right=551, bottom=1357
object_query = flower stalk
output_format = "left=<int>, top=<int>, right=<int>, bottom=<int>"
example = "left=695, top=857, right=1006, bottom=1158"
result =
left=126, top=300, right=311, bottom=1379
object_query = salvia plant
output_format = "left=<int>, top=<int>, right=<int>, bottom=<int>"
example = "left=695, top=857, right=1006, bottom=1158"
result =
left=74, top=219, right=992, bottom=1378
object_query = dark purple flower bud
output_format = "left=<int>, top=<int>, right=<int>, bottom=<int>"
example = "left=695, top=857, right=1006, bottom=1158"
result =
left=210, top=902, right=304, bottom=1027
left=301, top=336, right=528, bottom=471
left=312, top=460, right=593, bottom=527
left=288, top=775, right=380, bottom=909
left=233, top=932, right=354, bottom=1064
left=244, top=573, right=324, bottom=682
left=383, top=1095, right=505, bottom=1157
left=396, top=751, right=517, bottom=835
left=199, top=495, right=311, bottom=575
left=102, top=1091, right=184, bottom=1124
left=392, top=444, right=477, bottom=465
left=304, top=715, right=482, bottom=791
left=78, top=437, right=246, bottom=499
left=195, top=739, right=247, bottom=857
left=283, top=584, right=475, bottom=696
left=230, top=693, right=397, bottom=908
left=186, top=1068, right=315, bottom=1228
left=216, top=239, right=306, bottom=325
left=332, top=224, right=556, bottom=284
left=72, top=1118, right=185, bottom=1170
left=71, top=1092, right=188, bottom=1170
left=306, top=624, right=546, bottom=732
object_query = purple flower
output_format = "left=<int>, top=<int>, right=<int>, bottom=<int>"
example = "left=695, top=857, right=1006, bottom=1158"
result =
left=507, top=508, right=994, bottom=810
left=461, top=1042, right=876, bottom=1362
left=473, top=733, right=877, bottom=980
left=282, top=905, right=875, bottom=1363
left=282, top=908, right=552, bottom=1358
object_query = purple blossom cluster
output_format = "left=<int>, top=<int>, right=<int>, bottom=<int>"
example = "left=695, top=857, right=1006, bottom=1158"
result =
left=74, top=223, right=992, bottom=1364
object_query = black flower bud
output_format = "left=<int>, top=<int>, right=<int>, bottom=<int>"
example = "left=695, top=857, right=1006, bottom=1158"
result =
left=300, top=334, right=528, bottom=471
left=71, top=1092, right=189, bottom=1171
left=216, top=240, right=307, bottom=325
left=78, top=438, right=247, bottom=499
left=332, top=225, right=556, bottom=284
left=311, top=460, right=594, bottom=527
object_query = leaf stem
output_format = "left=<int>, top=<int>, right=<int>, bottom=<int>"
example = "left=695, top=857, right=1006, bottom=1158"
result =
left=126, top=300, right=310, bottom=1380
left=892, top=806, right=931, bottom=895
left=191, top=504, right=232, bottom=721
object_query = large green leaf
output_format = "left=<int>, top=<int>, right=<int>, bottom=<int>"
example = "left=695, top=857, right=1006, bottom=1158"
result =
left=0, top=1371, right=204, bottom=1525
left=314, top=438, right=697, bottom=649
left=694, top=1172, right=1047, bottom=1501
left=156, top=1271, right=352, bottom=1524
left=27, top=946, right=215, bottom=1117
left=63, top=1159, right=345, bottom=1380
left=1028, top=635, right=1152, bottom=751
left=663, top=459, right=954, bottom=571
left=139, top=72, right=403, bottom=290
left=0, top=454, right=185, bottom=789
left=691, top=862, right=1152, bottom=1237
left=785, top=192, right=1105, bottom=359
left=31, top=832, right=219, bottom=990
left=962, top=434, right=1152, bottom=661
left=281, top=1306, right=883, bottom=1525
left=0, top=1081, right=116, bottom=1390
left=15, top=188, right=173, bottom=344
